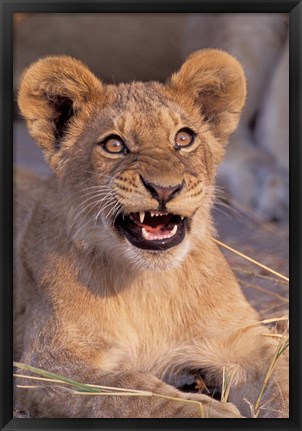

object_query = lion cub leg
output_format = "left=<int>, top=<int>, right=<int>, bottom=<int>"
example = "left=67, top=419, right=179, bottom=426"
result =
left=15, top=355, right=242, bottom=418
left=227, top=332, right=289, bottom=418
left=196, top=325, right=288, bottom=418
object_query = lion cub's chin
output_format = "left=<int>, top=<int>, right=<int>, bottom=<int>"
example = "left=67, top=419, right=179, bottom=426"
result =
left=122, top=238, right=193, bottom=271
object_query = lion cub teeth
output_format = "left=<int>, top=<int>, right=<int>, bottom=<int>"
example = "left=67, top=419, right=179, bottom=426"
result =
left=150, top=211, right=168, bottom=217
left=139, top=211, right=145, bottom=223
left=142, top=225, right=178, bottom=241
left=170, top=224, right=177, bottom=236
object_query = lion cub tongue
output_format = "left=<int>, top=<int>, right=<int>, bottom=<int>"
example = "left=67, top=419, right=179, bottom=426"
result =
left=132, top=212, right=177, bottom=240
left=141, top=224, right=178, bottom=241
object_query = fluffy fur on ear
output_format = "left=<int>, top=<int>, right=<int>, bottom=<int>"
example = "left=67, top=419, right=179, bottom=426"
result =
left=169, top=49, right=247, bottom=141
left=18, top=56, right=103, bottom=164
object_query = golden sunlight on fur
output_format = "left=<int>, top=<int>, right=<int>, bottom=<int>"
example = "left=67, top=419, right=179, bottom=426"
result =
left=14, top=50, right=288, bottom=418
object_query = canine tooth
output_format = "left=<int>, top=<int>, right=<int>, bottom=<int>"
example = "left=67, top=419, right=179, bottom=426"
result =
left=142, top=227, right=149, bottom=240
left=171, top=225, right=177, bottom=236
left=181, top=216, right=184, bottom=220
left=139, top=211, right=145, bottom=223
left=150, top=212, right=154, bottom=217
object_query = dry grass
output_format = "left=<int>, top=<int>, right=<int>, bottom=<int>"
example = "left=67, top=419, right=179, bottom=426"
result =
left=221, top=366, right=236, bottom=403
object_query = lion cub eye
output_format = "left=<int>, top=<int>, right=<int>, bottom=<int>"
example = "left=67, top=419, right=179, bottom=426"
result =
left=174, top=128, right=196, bottom=150
left=100, top=135, right=129, bottom=155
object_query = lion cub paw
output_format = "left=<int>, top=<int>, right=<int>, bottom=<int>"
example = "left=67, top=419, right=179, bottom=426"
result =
left=186, top=393, right=244, bottom=418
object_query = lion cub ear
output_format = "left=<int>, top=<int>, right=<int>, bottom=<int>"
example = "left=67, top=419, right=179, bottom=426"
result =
left=18, top=56, right=103, bottom=167
left=169, top=49, right=246, bottom=141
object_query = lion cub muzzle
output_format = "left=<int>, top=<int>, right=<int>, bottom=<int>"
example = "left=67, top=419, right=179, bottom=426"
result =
left=112, top=165, right=189, bottom=250
left=115, top=209, right=187, bottom=251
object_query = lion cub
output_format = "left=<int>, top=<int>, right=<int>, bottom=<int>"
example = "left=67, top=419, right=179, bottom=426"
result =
left=14, top=50, right=288, bottom=418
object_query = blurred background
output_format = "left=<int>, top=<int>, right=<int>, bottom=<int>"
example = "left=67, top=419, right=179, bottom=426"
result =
left=13, top=13, right=289, bottom=319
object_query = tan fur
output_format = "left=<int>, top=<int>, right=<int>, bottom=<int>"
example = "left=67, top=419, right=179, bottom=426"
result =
left=14, top=50, right=288, bottom=418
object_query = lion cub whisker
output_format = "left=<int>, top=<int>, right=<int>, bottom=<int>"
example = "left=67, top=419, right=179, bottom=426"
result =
left=71, top=193, right=114, bottom=225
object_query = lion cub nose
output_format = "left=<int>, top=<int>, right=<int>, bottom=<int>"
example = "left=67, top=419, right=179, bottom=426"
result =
left=140, top=175, right=184, bottom=204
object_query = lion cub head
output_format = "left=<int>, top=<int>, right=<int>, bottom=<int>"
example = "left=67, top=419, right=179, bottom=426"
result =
left=18, top=50, right=246, bottom=270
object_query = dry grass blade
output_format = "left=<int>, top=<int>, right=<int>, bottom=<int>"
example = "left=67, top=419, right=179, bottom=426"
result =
left=212, top=238, right=289, bottom=282
left=240, top=315, right=288, bottom=330
left=243, top=398, right=256, bottom=418
left=232, top=267, right=289, bottom=286
left=14, top=362, right=103, bottom=393
left=262, top=334, right=285, bottom=339
left=14, top=373, right=69, bottom=385
left=221, top=366, right=227, bottom=402
left=13, top=374, right=153, bottom=396
left=221, top=366, right=235, bottom=403
left=14, top=362, right=204, bottom=417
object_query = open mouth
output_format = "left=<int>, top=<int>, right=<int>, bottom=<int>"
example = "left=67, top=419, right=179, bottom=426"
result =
left=114, top=211, right=188, bottom=250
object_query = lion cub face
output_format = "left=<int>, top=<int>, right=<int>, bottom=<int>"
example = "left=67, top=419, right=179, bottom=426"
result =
left=70, top=83, right=213, bottom=270
left=18, top=50, right=246, bottom=270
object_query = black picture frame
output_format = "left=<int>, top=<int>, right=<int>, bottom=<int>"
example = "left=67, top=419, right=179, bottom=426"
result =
left=0, top=1, right=301, bottom=430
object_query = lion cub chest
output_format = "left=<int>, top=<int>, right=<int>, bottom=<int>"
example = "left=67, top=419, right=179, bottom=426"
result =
left=81, top=280, right=196, bottom=378
left=44, top=251, right=204, bottom=379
